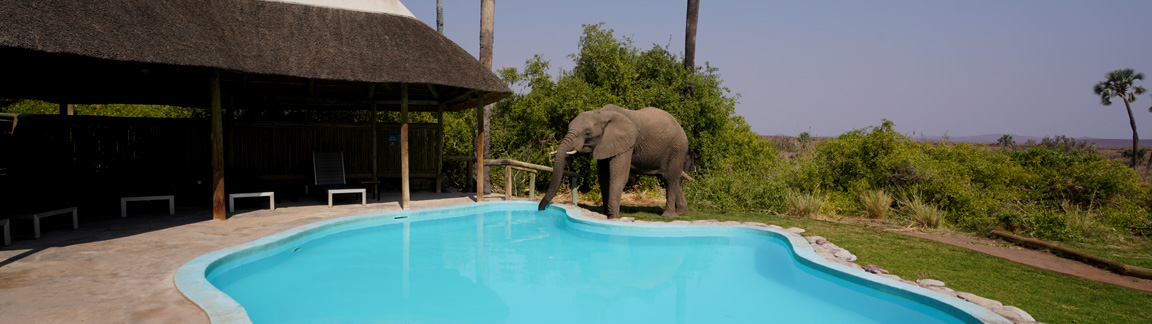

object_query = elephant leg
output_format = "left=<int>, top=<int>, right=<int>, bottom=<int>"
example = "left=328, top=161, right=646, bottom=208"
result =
left=661, top=171, right=681, bottom=218
left=603, top=154, right=631, bottom=219
left=597, top=159, right=612, bottom=215
left=673, top=177, right=689, bottom=215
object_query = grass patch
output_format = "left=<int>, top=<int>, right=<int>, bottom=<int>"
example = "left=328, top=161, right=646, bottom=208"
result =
left=860, top=189, right=893, bottom=219
left=1062, top=232, right=1152, bottom=270
left=901, top=195, right=946, bottom=229
left=785, top=190, right=829, bottom=219
left=612, top=206, right=1152, bottom=324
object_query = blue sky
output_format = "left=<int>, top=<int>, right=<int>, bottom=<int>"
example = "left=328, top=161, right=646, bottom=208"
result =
left=409, top=1, right=1152, bottom=139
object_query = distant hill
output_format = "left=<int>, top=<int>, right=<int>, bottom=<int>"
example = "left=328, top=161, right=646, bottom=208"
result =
left=760, top=133, right=1152, bottom=148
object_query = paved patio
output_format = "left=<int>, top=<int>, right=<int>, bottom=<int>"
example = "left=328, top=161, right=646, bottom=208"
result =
left=0, top=192, right=546, bottom=324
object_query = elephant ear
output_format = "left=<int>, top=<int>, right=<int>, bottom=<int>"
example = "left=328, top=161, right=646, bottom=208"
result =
left=593, top=111, right=638, bottom=159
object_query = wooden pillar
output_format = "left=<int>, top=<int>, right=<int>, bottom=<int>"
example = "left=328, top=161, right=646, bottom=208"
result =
left=401, top=83, right=410, bottom=209
left=428, top=84, right=444, bottom=194
left=58, top=103, right=73, bottom=116
left=504, top=165, right=512, bottom=201
left=210, top=70, right=226, bottom=220
left=369, top=84, right=378, bottom=181
left=529, top=172, right=535, bottom=200
left=475, top=91, right=485, bottom=202
left=435, top=103, right=445, bottom=193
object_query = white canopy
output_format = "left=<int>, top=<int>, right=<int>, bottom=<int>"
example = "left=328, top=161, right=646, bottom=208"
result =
left=263, top=0, right=415, bottom=18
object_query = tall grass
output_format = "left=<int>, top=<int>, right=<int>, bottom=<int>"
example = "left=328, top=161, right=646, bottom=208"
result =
left=901, top=195, right=945, bottom=228
left=786, top=190, right=829, bottom=219
left=859, top=189, right=893, bottom=219
left=1062, top=201, right=1100, bottom=237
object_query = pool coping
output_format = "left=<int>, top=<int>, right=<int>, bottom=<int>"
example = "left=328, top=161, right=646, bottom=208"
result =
left=174, top=201, right=1014, bottom=324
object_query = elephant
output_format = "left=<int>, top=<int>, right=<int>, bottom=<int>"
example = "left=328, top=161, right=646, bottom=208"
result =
left=538, top=104, right=690, bottom=219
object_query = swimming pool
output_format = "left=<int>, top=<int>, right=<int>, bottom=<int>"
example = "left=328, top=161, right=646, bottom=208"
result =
left=176, top=201, right=1011, bottom=324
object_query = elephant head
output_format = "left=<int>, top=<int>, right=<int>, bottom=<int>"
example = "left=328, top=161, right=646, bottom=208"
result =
left=538, top=106, right=638, bottom=210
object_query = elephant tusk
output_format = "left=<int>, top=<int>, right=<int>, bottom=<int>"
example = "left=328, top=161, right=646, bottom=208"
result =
left=566, top=150, right=578, bottom=155
left=549, top=151, right=557, bottom=155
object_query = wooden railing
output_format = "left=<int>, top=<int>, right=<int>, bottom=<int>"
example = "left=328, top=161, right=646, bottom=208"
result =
left=444, top=156, right=579, bottom=204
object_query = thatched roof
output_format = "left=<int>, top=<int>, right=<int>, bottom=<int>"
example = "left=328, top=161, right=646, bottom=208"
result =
left=0, top=0, right=510, bottom=112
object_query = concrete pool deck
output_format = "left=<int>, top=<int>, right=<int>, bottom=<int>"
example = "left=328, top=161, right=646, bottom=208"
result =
left=0, top=192, right=519, bottom=324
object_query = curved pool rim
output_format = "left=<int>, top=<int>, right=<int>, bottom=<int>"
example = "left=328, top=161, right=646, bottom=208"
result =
left=174, top=201, right=1012, bottom=324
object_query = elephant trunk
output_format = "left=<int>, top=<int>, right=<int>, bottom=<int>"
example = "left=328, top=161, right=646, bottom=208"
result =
left=539, top=132, right=581, bottom=210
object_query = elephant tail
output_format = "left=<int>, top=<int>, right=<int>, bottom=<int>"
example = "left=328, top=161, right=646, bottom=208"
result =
left=683, top=150, right=697, bottom=173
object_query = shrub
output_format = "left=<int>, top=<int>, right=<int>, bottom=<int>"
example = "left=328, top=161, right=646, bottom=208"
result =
left=1063, top=201, right=1102, bottom=238
left=860, top=189, right=893, bottom=219
left=786, top=190, right=830, bottom=219
left=684, top=167, right=788, bottom=214
left=901, top=195, right=946, bottom=229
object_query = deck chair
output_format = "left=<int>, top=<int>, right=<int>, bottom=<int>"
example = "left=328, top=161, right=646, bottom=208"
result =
left=313, top=152, right=366, bottom=207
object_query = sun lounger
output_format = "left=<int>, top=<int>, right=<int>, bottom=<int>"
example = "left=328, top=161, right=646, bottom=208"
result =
left=313, top=152, right=366, bottom=207
left=121, top=195, right=175, bottom=218
left=229, top=192, right=275, bottom=212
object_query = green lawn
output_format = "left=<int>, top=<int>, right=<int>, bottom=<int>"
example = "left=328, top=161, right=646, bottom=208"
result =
left=603, top=205, right=1152, bottom=324
left=1062, top=234, right=1152, bottom=270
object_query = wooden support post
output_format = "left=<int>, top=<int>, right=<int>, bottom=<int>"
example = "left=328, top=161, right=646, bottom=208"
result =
left=435, top=105, right=444, bottom=193
left=401, top=83, right=410, bottom=209
left=58, top=103, right=73, bottom=116
left=210, top=70, right=226, bottom=220
left=475, top=91, right=485, bottom=202
left=369, top=84, right=378, bottom=181
left=529, top=172, right=535, bottom=200
left=429, top=84, right=443, bottom=194
left=570, top=175, right=579, bottom=205
left=505, top=165, right=512, bottom=201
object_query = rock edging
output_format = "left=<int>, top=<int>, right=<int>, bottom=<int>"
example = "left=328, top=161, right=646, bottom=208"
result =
left=602, top=217, right=1044, bottom=324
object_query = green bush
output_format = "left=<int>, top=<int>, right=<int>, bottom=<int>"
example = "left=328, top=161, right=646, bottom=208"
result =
left=780, top=120, right=1151, bottom=239
left=684, top=167, right=788, bottom=214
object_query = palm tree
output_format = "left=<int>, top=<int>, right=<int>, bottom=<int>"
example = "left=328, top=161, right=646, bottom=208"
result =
left=1094, top=69, right=1146, bottom=168
left=436, top=0, right=443, bottom=33
left=684, top=0, right=699, bottom=71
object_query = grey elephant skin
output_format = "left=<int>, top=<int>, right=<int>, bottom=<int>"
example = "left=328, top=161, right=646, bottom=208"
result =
left=538, top=104, right=690, bottom=219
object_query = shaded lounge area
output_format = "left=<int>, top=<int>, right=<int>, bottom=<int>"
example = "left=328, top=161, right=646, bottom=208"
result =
left=0, top=0, right=512, bottom=224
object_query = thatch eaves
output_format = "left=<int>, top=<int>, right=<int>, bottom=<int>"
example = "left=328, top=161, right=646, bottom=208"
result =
left=0, top=0, right=511, bottom=112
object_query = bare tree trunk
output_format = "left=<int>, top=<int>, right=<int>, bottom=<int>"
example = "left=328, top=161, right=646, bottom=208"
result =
left=684, top=0, right=699, bottom=71
left=479, top=0, right=495, bottom=193
left=436, top=0, right=443, bottom=33
left=1124, top=99, right=1138, bottom=168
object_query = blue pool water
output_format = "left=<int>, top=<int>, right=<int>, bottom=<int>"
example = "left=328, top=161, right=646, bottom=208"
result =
left=186, top=202, right=1003, bottom=324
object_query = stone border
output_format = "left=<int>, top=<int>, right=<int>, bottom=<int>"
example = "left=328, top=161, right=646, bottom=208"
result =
left=596, top=215, right=1044, bottom=324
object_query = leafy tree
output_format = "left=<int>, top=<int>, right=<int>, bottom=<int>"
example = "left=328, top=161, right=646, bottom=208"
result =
left=798, top=131, right=812, bottom=148
left=1093, top=69, right=1146, bottom=168
left=997, top=134, right=1015, bottom=147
